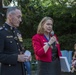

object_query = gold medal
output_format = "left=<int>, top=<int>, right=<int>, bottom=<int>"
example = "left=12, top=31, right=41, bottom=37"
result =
left=17, top=33, right=23, bottom=42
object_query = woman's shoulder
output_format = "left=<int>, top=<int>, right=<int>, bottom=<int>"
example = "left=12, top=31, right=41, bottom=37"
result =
left=32, top=34, right=43, bottom=39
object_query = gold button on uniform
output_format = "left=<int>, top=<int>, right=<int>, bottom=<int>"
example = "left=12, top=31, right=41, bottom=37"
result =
left=17, top=43, right=19, bottom=45
left=10, top=41, right=12, bottom=43
left=18, top=49, right=20, bottom=51
left=9, top=64, right=11, bottom=66
left=13, top=31, right=15, bottom=33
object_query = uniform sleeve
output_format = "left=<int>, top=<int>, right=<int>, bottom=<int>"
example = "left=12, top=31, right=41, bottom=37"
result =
left=32, top=35, right=46, bottom=57
left=0, top=32, right=18, bottom=65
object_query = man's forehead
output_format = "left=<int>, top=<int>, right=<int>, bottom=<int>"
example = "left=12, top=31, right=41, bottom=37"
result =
left=15, top=9, right=22, bottom=16
left=15, top=9, right=21, bottom=13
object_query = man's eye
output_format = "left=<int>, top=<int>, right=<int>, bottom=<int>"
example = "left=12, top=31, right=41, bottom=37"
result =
left=17, top=16, right=22, bottom=19
left=17, top=16, right=20, bottom=18
left=47, top=23, right=50, bottom=25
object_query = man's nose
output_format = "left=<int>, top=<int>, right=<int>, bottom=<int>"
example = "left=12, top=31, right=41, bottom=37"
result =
left=19, top=17, right=22, bottom=22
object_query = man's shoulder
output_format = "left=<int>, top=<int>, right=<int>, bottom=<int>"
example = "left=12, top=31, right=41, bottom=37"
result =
left=0, top=27, right=5, bottom=36
left=0, top=26, right=6, bottom=35
left=0, top=27, right=3, bottom=30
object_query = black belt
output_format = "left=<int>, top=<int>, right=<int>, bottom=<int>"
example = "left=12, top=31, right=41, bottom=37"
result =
left=2, top=63, right=15, bottom=66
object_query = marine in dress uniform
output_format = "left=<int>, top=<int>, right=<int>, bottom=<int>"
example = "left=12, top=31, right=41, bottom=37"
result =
left=0, top=23, right=26, bottom=75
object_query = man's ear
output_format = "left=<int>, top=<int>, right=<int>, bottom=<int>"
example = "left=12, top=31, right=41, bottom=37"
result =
left=8, top=14, right=12, bottom=21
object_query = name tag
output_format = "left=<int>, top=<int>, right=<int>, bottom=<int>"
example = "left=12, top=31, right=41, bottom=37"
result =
left=6, top=36, right=13, bottom=38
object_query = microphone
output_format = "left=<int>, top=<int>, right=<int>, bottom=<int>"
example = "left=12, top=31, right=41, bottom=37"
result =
left=50, top=30, right=56, bottom=46
left=51, top=30, right=54, bottom=36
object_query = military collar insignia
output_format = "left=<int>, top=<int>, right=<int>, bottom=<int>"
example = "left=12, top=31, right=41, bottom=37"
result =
left=0, top=27, right=3, bottom=30
left=10, top=27, right=13, bottom=30
left=4, top=23, right=15, bottom=31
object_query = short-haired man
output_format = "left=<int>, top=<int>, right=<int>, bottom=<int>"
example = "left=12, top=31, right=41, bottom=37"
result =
left=0, top=7, right=27, bottom=75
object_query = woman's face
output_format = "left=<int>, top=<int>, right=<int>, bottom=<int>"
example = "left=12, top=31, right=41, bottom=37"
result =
left=43, top=19, right=53, bottom=34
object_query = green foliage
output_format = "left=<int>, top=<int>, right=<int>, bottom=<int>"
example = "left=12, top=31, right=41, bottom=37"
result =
left=23, top=38, right=35, bottom=60
left=3, top=0, right=76, bottom=50
left=17, top=0, right=76, bottom=50
left=59, top=34, right=76, bottom=50
left=23, top=38, right=32, bottom=49
left=3, top=0, right=12, bottom=6
left=3, top=0, right=76, bottom=70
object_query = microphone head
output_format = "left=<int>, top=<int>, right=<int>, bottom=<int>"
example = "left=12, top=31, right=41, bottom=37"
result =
left=51, top=30, right=54, bottom=36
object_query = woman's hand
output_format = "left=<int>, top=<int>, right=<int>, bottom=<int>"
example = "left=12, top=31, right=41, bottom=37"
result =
left=48, top=36, right=56, bottom=45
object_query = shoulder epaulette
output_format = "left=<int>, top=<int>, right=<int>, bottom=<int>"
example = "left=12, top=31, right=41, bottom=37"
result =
left=0, top=27, right=3, bottom=30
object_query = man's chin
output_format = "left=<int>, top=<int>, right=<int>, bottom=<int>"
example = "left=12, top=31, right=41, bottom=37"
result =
left=15, top=24, right=19, bottom=27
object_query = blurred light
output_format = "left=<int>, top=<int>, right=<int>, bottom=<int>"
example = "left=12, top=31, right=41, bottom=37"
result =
left=3, top=0, right=18, bottom=8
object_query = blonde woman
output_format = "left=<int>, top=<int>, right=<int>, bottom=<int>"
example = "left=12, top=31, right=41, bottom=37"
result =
left=32, top=17, right=62, bottom=75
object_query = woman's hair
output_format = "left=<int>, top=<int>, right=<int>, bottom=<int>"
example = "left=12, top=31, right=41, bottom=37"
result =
left=37, top=17, right=53, bottom=34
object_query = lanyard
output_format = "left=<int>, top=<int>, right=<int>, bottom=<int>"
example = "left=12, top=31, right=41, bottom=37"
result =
left=44, top=35, right=50, bottom=42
